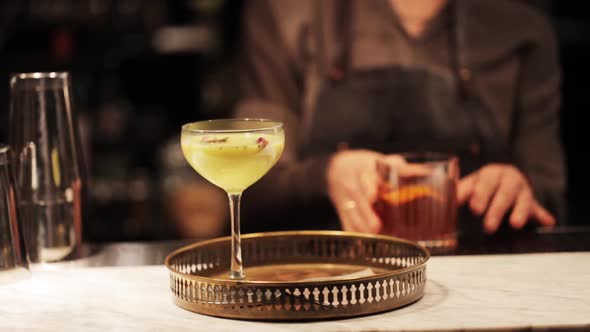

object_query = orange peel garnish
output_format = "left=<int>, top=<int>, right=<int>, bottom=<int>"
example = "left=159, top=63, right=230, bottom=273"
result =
left=380, top=185, right=443, bottom=205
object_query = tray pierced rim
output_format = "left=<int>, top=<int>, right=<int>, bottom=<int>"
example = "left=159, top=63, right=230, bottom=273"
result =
left=165, top=230, right=430, bottom=286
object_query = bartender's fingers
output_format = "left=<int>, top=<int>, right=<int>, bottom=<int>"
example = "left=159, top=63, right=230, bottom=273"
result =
left=469, top=166, right=502, bottom=215
left=483, top=175, right=520, bottom=233
left=383, top=155, right=432, bottom=177
left=350, top=184, right=381, bottom=233
left=355, top=197, right=381, bottom=233
left=383, top=155, right=406, bottom=167
left=457, top=172, right=477, bottom=205
left=337, top=197, right=380, bottom=234
left=360, top=169, right=379, bottom=202
left=337, top=203, right=362, bottom=232
left=531, top=202, right=556, bottom=227
left=509, top=190, right=534, bottom=229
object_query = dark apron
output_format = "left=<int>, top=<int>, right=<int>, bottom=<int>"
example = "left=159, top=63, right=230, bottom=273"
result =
left=300, top=0, right=510, bottom=235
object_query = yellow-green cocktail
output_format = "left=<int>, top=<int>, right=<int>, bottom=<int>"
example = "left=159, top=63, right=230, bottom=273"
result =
left=181, top=119, right=284, bottom=279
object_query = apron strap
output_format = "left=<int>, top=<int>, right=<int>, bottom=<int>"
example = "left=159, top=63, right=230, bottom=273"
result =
left=312, top=0, right=329, bottom=80
left=452, top=0, right=509, bottom=161
left=451, top=0, right=476, bottom=102
left=331, top=0, right=352, bottom=80
left=313, top=0, right=352, bottom=81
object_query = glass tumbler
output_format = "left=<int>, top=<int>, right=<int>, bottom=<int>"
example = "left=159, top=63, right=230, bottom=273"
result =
left=0, top=145, right=30, bottom=284
left=374, top=153, right=459, bottom=251
left=9, top=72, right=84, bottom=263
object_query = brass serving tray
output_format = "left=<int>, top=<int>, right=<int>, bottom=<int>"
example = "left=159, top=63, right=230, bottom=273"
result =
left=165, top=231, right=429, bottom=320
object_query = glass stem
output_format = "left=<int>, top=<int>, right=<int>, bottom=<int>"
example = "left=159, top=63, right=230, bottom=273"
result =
left=228, top=192, right=245, bottom=279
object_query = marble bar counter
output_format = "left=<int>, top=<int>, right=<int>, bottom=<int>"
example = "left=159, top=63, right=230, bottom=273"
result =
left=1, top=251, right=589, bottom=331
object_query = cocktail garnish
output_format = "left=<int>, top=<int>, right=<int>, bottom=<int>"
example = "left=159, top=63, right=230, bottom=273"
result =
left=201, top=136, right=229, bottom=143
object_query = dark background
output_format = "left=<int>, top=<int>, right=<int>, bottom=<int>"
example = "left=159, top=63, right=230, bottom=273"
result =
left=0, top=0, right=587, bottom=242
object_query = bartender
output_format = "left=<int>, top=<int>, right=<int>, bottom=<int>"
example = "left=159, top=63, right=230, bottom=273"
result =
left=234, top=0, right=565, bottom=235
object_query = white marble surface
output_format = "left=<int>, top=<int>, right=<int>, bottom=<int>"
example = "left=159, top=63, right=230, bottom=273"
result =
left=1, top=252, right=589, bottom=331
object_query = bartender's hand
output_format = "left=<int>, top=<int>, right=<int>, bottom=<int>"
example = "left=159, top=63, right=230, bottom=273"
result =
left=458, top=164, right=556, bottom=233
left=326, top=150, right=383, bottom=234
